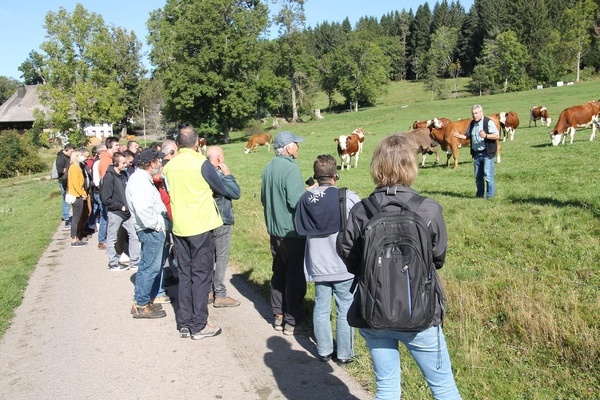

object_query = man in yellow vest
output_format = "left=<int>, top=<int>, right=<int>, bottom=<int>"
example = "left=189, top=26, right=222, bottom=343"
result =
left=163, top=126, right=228, bottom=340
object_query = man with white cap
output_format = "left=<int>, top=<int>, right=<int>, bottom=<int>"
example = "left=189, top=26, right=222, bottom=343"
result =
left=261, top=131, right=308, bottom=335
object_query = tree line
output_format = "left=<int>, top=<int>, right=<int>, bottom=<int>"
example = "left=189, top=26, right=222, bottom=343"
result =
left=4, top=0, right=600, bottom=143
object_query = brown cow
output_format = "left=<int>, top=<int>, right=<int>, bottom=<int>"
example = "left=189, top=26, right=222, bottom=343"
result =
left=430, top=117, right=502, bottom=169
left=396, top=128, right=439, bottom=167
left=550, top=101, right=600, bottom=145
left=334, top=133, right=360, bottom=170
left=411, top=120, right=431, bottom=130
left=244, top=133, right=271, bottom=153
left=499, top=111, right=520, bottom=141
left=352, top=127, right=366, bottom=153
left=529, top=106, right=552, bottom=127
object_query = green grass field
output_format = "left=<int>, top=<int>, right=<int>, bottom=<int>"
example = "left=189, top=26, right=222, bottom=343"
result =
left=1, top=79, right=598, bottom=399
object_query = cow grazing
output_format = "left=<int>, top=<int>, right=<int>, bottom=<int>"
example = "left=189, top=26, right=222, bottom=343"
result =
left=429, top=117, right=502, bottom=169
left=529, top=106, right=552, bottom=127
left=352, top=127, right=366, bottom=153
left=396, top=128, right=439, bottom=167
left=334, top=134, right=360, bottom=170
left=244, top=133, right=271, bottom=154
left=494, top=111, right=520, bottom=141
left=550, top=101, right=600, bottom=145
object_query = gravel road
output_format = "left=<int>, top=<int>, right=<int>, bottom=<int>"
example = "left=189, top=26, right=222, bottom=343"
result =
left=0, top=226, right=372, bottom=400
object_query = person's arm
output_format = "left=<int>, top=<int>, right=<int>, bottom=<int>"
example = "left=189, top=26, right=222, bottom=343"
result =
left=337, top=203, right=364, bottom=276
left=220, top=174, right=241, bottom=200
left=201, top=160, right=228, bottom=196
left=483, top=119, right=500, bottom=140
left=285, top=165, right=306, bottom=209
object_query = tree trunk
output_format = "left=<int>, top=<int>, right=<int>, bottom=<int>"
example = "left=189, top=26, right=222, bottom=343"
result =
left=291, top=74, right=299, bottom=122
left=314, top=109, right=324, bottom=119
left=220, top=120, right=230, bottom=144
left=576, top=51, right=581, bottom=82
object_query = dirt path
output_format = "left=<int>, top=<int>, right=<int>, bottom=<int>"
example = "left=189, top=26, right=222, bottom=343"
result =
left=0, top=226, right=372, bottom=399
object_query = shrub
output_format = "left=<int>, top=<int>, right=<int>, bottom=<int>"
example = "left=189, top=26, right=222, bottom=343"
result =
left=0, top=131, right=46, bottom=178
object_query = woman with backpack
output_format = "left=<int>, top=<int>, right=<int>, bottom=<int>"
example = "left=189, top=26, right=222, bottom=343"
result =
left=337, top=135, right=461, bottom=399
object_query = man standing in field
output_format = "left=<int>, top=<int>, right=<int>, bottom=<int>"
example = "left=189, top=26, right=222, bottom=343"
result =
left=455, top=104, right=500, bottom=199
left=261, top=131, right=308, bottom=335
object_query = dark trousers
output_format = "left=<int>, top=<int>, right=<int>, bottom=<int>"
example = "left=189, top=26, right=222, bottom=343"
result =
left=174, top=232, right=214, bottom=334
left=70, top=198, right=84, bottom=239
left=269, top=235, right=307, bottom=326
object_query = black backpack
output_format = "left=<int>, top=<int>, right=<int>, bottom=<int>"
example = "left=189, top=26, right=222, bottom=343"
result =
left=354, top=193, right=441, bottom=331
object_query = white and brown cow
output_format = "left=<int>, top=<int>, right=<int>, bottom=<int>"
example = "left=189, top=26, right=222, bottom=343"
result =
left=411, top=120, right=431, bottom=130
left=351, top=127, right=366, bottom=153
left=495, top=111, right=520, bottom=141
left=198, top=137, right=207, bottom=155
left=244, top=133, right=271, bottom=153
left=396, top=128, right=439, bottom=167
left=334, top=133, right=360, bottom=170
left=529, top=106, right=552, bottom=127
left=550, top=101, right=600, bottom=145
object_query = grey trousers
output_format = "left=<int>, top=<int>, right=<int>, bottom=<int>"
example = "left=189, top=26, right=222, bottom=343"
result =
left=106, top=212, right=140, bottom=267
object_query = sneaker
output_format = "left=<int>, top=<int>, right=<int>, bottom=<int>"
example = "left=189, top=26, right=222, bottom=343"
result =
left=131, top=303, right=166, bottom=319
left=191, top=324, right=222, bottom=340
left=272, top=314, right=284, bottom=331
left=336, top=358, right=354, bottom=366
left=109, top=264, right=129, bottom=271
left=213, top=296, right=241, bottom=308
left=318, top=353, right=334, bottom=362
left=283, top=323, right=309, bottom=336
left=64, top=220, right=70, bottom=230
left=180, top=327, right=190, bottom=339
left=208, top=292, right=214, bottom=304
left=128, top=264, right=138, bottom=270
left=151, top=295, right=171, bottom=304
left=71, top=240, right=87, bottom=247
left=97, top=243, right=106, bottom=250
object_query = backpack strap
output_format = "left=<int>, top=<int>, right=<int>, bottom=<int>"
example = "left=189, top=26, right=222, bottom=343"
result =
left=338, top=187, right=348, bottom=233
left=405, top=194, right=426, bottom=213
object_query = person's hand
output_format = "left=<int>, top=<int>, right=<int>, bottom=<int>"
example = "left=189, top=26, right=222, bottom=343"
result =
left=479, top=131, right=487, bottom=138
left=218, top=163, right=230, bottom=175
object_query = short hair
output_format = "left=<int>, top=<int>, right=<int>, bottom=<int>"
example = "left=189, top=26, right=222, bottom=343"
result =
left=472, top=104, right=483, bottom=112
left=91, top=146, right=98, bottom=156
left=313, top=154, right=337, bottom=184
left=96, top=144, right=107, bottom=153
left=370, top=135, right=418, bottom=187
left=177, top=126, right=198, bottom=149
left=105, top=137, right=119, bottom=149
left=127, top=140, right=138, bottom=148
left=123, top=149, right=135, bottom=159
left=112, top=151, right=126, bottom=165
left=64, top=143, right=74, bottom=151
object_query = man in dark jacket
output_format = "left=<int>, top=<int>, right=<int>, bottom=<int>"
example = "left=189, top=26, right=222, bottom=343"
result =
left=207, top=146, right=241, bottom=308
left=100, top=152, right=140, bottom=271
left=56, top=144, right=74, bottom=228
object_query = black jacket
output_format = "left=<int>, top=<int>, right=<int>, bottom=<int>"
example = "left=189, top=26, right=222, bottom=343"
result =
left=100, top=165, right=130, bottom=219
left=55, top=151, right=71, bottom=188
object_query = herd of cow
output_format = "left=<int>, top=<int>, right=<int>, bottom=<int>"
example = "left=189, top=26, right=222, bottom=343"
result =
left=242, top=100, right=599, bottom=171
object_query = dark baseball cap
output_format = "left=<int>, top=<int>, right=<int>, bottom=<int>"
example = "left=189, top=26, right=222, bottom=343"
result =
left=139, top=148, right=166, bottom=163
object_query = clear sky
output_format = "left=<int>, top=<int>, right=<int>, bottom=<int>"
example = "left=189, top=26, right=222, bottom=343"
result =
left=0, top=0, right=474, bottom=81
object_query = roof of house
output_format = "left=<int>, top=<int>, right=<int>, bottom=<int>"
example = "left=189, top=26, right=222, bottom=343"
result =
left=0, top=85, right=50, bottom=123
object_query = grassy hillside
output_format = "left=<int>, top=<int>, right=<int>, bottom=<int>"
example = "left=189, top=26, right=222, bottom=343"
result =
left=1, top=79, right=598, bottom=398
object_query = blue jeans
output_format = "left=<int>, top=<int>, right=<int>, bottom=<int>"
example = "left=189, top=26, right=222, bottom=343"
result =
left=360, top=326, right=461, bottom=400
left=89, top=192, right=107, bottom=243
left=212, top=224, right=232, bottom=297
left=59, top=183, right=70, bottom=221
left=134, top=229, right=166, bottom=306
left=473, top=152, right=495, bottom=199
left=313, top=279, right=354, bottom=360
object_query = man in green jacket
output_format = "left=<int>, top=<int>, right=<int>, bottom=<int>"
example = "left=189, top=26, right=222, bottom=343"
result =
left=261, top=131, right=308, bottom=336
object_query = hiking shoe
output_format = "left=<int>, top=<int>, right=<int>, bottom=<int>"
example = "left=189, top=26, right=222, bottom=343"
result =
left=151, top=295, right=171, bottom=304
left=272, top=314, right=284, bottom=331
left=97, top=243, right=106, bottom=250
left=283, top=323, right=309, bottom=336
left=109, top=264, right=129, bottom=271
left=213, top=296, right=240, bottom=308
left=191, top=324, right=222, bottom=340
left=208, top=292, right=214, bottom=304
left=131, top=303, right=166, bottom=319
left=180, top=327, right=190, bottom=338
left=71, top=240, right=87, bottom=247
left=130, top=302, right=162, bottom=314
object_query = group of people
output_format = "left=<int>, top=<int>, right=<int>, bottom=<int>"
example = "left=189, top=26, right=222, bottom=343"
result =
left=54, top=104, right=498, bottom=397
left=55, top=128, right=241, bottom=338
left=262, top=129, right=467, bottom=399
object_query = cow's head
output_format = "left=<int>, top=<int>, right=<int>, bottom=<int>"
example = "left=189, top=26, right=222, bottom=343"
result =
left=550, top=131, right=562, bottom=146
left=336, top=135, right=348, bottom=150
left=499, top=112, right=507, bottom=124
left=432, top=118, right=443, bottom=129
left=244, top=147, right=250, bottom=154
